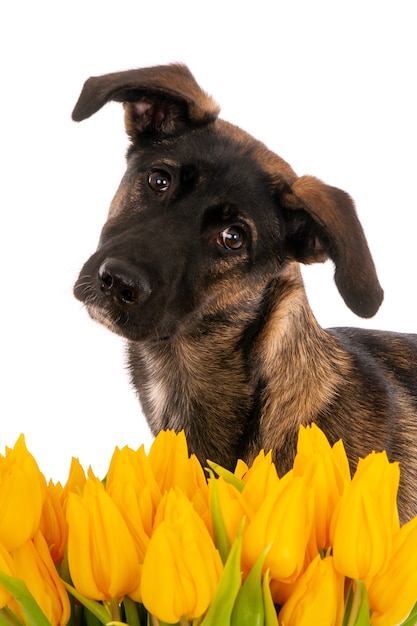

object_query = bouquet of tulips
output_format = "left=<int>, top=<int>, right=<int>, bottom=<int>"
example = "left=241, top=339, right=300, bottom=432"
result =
left=1, top=424, right=417, bottom=626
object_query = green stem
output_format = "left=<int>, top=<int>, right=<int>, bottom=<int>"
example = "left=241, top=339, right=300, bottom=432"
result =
left=346, top=581, right=361, bottom=626
left=110, top=598, right=122, bottom=622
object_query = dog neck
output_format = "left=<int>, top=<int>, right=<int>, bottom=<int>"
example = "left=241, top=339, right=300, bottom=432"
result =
left=250, top=264, right=349, bottom=473
left=127, top=263, right=348, bottom=471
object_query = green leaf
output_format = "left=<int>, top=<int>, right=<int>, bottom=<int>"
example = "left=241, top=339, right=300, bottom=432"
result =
left=64, top=582, right=111, bottom=625
left=230, top=548, right=268, bottom=626
left=200, top=525, right=243, bottom=626
left=206, top=462, right=245, bottom=492
left=86, top=609, right=103, bottom=626
left=262, top=570, right=279, bottom=626
left=208, top=470, right=231, bottom=564
left=400, top=599, right=417, bottom=626
left=0, top=571, right=50, bottom=626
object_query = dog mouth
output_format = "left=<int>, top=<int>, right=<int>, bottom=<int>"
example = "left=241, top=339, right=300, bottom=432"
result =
left=80, top=296, right=173, bottom=344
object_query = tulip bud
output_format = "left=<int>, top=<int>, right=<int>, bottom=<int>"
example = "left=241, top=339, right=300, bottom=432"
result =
left=331, top=451, right=399, bottom=580
left=60, top=457, right=86, bottom=510
left=148, top=430, right=207, bottom=500
left=106, top=444, right=161, bottom=591
left=243, top=473, right=311, bottom=586
left=8, top=530, right=70, bottom=626
left=241, top=450, right=280, bottom=515
left=40, top=480, right=67, bottom=564
left=141, top=488, right=222, bottom=624
left=293, top=424, right=350, bottom=556
left=0, top=435, right=46, bottom=551
left=278, top=555, right=344, bottom=626
left=66, top=474, right=140, bottom=601
left=367, top=516, right=417, bottom=626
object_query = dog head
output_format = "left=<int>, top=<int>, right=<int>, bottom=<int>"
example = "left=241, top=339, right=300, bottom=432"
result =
left=73, top=63, right=383, bottom=342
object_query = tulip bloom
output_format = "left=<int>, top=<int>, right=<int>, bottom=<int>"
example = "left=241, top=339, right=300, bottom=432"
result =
left=209, top=476, right=250, bottom=546
left=241, top=450, right=280, bottom=516
left=9, top=530, right=70, bottom=626
left=60, top=457, right=86, bottom=510
left=278, top=555, right=344, bottom=626
left=66, top=474, right=140, bottom=601
left=148, top=430, right=208, bottom=503
left=331, top=451, right=400, bottom=580
left=107, top=444, right=161, bottom=538
left=293, top=424, right=350, bottom=555
left=40, top=480, right=68, bottom=564
left=0, top=435, right=46, bottom=551
left=141, top=488, right=223, bottom=623
left=367, top=515, right=417, bottom=626
left=243, top=473, right=311, bottom=587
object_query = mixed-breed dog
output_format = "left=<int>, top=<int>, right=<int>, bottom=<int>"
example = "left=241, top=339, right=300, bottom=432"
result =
left=72, top=64, right=417, bottom=523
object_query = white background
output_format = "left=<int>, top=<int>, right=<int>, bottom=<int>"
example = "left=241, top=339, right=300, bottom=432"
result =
left=1, top=1, right=416, bottom=482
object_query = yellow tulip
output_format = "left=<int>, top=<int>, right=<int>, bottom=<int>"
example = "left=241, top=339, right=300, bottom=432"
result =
left=9, top=530, right=70, bottom=626
left=293, top=424, right=350, bottom=490
left=243, top=473, right=311, bottom=587
left=148, top=430, right=208, bottom=502
left=40, top=480, right=67, bottom=564
left=105, top=445, right=162, bottom=601
left=278, top=554, right=344, bottom=626
left=208, top=476, right=250, bottom=546
left=66, top=473, right=140, bottom=601
left=293, top=425, right=350, bottom=555
left=107, top=444, right=161, bottom=538
left=241, top=450, right=280, bottom=515
left=0, top=435, right=46, bottom=551
left=60, top=457, right=86, bottom=510
left=141, top=487, right=223, bottom=624
left=39, top=458, right=87, bottom=566
left=147, top=430, right=210, bottom=525
left=331, top=451, right=400, bottom=580
left=367, top=515, right=417, bottom=626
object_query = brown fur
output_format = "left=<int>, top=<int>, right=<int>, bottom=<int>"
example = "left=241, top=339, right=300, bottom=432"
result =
left=73, top=64, right=417, bottom=522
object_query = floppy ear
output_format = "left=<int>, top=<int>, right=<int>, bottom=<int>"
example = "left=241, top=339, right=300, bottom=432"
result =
left=72, top=63, right=220, bottom=138
left=279, top=175, right=384, bottom=318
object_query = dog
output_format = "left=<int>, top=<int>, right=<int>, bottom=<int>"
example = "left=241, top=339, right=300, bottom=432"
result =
left=72, top=63, right=417, bottom=522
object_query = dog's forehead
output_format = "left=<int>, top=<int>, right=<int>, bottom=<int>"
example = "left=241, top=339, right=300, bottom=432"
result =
left=127, top=117, right=297, bottom=186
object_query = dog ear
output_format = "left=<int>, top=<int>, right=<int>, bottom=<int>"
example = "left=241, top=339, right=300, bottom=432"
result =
left=72, top=63, right=220, bottom=138
left=279, top=175, right=384, bottom=318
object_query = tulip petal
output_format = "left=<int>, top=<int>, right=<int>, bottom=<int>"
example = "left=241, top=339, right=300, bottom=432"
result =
left=400, top=601, right=417, bottom=626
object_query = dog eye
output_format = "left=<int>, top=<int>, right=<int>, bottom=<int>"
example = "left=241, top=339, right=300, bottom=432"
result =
left=148, top=169, right=171, bottom=192
left=217, top=226, right=246, bottom=251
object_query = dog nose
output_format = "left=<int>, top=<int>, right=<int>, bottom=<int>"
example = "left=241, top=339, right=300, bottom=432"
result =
left=98, top=258, right=151, bottom=306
